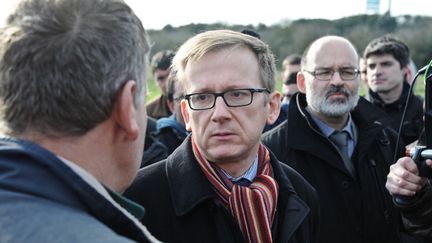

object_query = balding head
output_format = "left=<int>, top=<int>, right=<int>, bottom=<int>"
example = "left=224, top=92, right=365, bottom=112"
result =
left=297, top=35, right=360, bottom=121
left=301, top=36, right=359, bottom=71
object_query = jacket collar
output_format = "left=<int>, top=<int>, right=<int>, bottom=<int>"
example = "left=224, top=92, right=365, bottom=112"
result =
left=166, top=136, right=304, bottom=215
left=165, top=136, right=216, bottom=216
left=367, top=81, right=411, bottom=110
left=287, top=93, right=390, bottom=175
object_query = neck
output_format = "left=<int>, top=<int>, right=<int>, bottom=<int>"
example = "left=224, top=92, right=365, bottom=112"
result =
left=375, top=82, right=404, bottom=104
left=210, top=146, right=259, bottom=178
left=16, top=123, right=130, bottom=193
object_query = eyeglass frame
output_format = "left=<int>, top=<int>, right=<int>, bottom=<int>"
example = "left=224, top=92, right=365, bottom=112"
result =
left=303, top=67, right=360, bottom=81
left=183, top=88, right=270, bottom=111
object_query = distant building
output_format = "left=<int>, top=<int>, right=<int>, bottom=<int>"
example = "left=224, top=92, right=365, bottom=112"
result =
left=367, top=0, right=380, bottom=14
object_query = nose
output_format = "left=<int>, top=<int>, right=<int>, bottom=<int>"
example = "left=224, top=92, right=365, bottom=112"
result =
left=329, top=71, right=344, bottom=85
left=211, top=96, right=231, bottom=122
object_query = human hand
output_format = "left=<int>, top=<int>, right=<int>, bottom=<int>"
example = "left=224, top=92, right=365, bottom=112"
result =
left=385, top=157, right=430, bottom=196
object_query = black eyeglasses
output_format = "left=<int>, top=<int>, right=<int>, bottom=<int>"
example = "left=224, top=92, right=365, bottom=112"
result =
left=184, top=88, right=270, bottom=110
left=303, top=68, right=360, bottom=81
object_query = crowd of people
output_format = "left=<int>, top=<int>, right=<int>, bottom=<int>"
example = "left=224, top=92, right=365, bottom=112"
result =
left=0, top=0, right=431, bottom=243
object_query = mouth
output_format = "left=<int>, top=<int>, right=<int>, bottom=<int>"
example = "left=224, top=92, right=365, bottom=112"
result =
left=211, top=131, right=236, bottom=140
left=327, top=91, right=347, bottom=99
left=372, top=78, right=386, bottom=84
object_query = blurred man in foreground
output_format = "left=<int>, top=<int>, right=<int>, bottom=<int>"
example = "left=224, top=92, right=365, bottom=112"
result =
left=0, top=0, right=159, bottom=242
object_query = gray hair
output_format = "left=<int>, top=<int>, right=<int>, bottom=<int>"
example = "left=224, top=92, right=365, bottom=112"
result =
left=0, top=0, right=151, bottom=137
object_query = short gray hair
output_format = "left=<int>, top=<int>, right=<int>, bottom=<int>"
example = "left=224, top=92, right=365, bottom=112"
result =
left=0, top=0, right=151, bottom=136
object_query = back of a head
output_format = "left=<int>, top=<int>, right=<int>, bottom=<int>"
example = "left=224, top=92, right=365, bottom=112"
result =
left=0, top=0, right=151, bottom=137
left=363, top=34, right=410, bottom=68
left=171, top=29, right=276, bottom=92
left=151, top=50, right=175, bottom=73
left=282, top=54, right=301, bottom=70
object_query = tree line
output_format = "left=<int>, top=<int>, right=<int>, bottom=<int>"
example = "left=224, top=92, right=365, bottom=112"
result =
left=147, top=13, right=432, bottom=70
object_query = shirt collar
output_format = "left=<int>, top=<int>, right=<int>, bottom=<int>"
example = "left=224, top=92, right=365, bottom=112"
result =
left=221, top=154, right=258, bottom=183
left=308, top=110, right=355, bottom=140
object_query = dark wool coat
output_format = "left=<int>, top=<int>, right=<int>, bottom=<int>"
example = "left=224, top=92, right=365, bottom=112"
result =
left=262, top=93, right=420, bottom=243
left=125, top=136, right=320, bottom=243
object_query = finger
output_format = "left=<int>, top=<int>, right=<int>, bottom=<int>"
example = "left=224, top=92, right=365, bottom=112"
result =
left=426, top=159, right=432, bottom=168
left=397, top=157, right=419, bottom=174
left=385, top=180, right=416, bottom=196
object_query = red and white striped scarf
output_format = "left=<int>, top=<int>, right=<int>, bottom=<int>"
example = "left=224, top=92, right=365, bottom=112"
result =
left=192, top=137, right=279, bottom=243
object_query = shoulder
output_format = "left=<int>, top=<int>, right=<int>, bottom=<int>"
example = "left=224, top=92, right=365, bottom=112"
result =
left=278, top=161, right=317, bottom=199
left=125, top=160, right=170, bottom=202
left=0, top=192, right=134, bottom=243
left=262, top=120, right=288, bottom=151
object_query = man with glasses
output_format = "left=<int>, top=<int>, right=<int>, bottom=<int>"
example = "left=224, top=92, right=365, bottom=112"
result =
left=125, top=29, right=319, bottom=243
left=263, top=36, right=417, bottom=243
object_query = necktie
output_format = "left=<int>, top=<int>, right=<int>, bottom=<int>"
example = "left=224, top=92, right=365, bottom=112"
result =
left=329, top=131, right=355, bottom=176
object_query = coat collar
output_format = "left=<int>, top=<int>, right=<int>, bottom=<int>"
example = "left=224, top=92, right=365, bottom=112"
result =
left=287, top=93, right=391, bottom=175
left=165, top=136, right=307, bottom=217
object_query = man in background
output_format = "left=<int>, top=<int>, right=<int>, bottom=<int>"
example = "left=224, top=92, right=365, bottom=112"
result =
left=363, top=34, right=423, bottom=145
left=0, top=0, right=158, bottom=242
left=146, top=50, right=175, bottom=119
left=141, top=73, right=188, bottom=166
left=263, top=35, right=417, bottom=243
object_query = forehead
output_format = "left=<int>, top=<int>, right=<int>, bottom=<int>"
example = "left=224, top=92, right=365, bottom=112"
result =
left=184, top=46, right=261, bottom=91
left=306, top=39, right=358, bottom=68
left=366, top=53, right=397, bottom=64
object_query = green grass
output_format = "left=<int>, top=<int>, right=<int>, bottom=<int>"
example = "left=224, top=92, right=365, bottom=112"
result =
left=146, top=73, right=160, bottom=104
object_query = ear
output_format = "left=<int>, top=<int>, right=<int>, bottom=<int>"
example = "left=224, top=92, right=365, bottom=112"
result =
left=297, top=72, right=307, bottom=93
left=181, top=99, right=192, bottom=132
left=167, top=99, right=175, bottom=113
left=266, top=91, right=281, bottom=125
left=403, top=65, right=413, bottom=84
left=113, top=80, right=140, bottom=141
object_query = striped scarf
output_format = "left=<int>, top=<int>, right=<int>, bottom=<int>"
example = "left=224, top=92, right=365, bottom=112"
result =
left=192, top=137, right=279, bottom=243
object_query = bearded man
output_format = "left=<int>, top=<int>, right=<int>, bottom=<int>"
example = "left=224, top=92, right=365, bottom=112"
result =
left=262, top=36, right=419, bottom=243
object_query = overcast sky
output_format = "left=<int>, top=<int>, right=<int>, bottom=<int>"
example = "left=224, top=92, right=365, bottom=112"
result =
left=1, top=0, right=431, bottom=30
left=126, top=0, right=432, bottom=30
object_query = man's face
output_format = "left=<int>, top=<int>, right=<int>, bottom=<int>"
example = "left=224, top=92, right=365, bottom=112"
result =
left=181, top=47, right=279, bottom=165
left=366, top=53, right=407, bottom=94
left=298, top=39, right=360, bottom=118
left=153, top=69, right=170, bottom=95
left=281, top=83, right=299, bottom=104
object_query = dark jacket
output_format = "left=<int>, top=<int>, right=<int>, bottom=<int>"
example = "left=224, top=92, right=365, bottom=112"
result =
left=141, top=115, right=188, bottom=167
left=0, top=137, right=158, bottom=243
left=146, top=94, right=171, bottom=119
left=141, top=117, right=169, bottom=167
left=393, top=181, right=432, bottom=241
left=367, top=81, right=424, bottom=145
left=125, top=136, right=320, bottom=243
left=262, top=93, right=418, bottom=243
